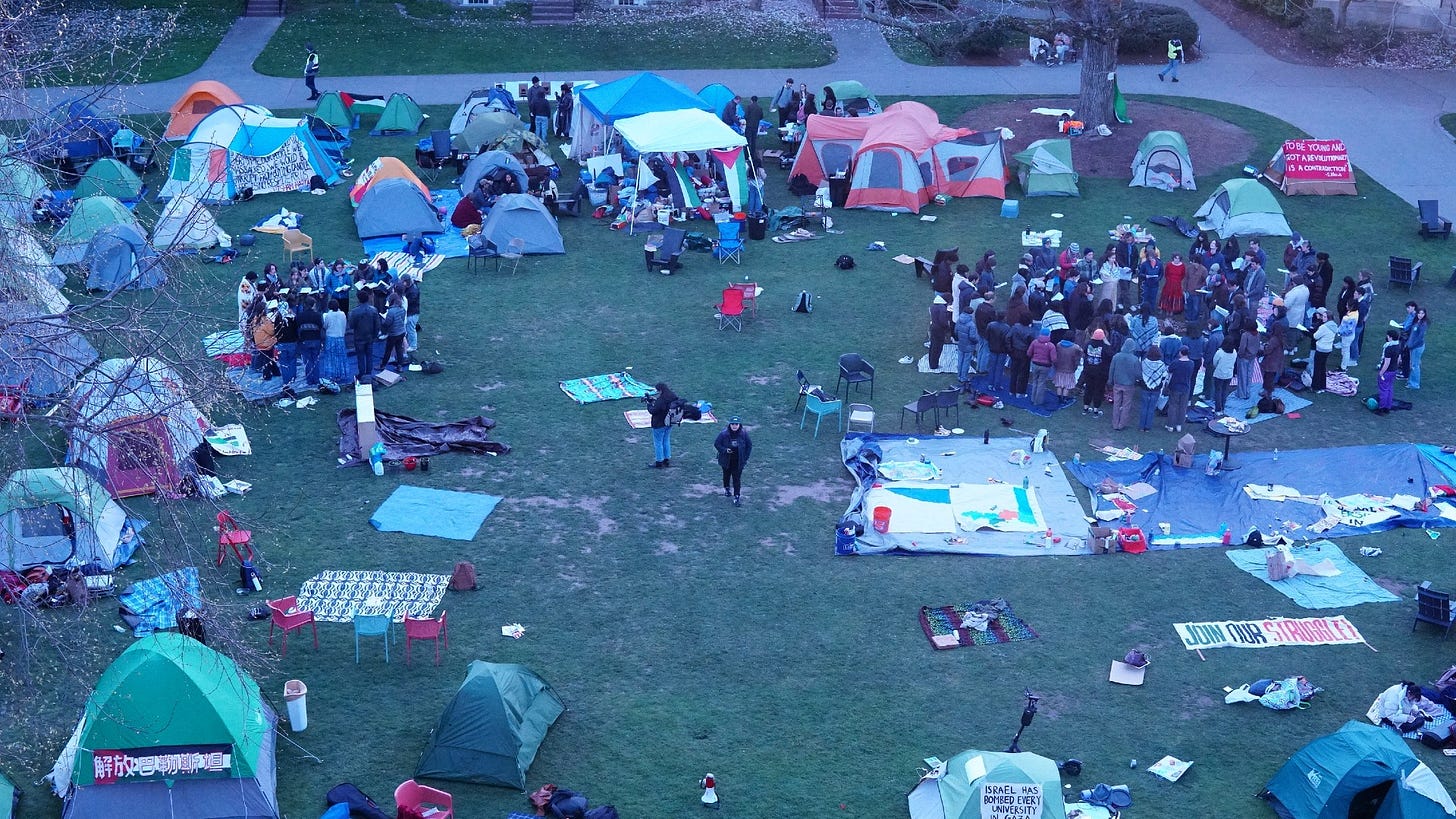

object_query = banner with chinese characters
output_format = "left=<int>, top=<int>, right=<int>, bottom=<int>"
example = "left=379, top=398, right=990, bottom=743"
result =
left=91, top=744, right=232, bottom=785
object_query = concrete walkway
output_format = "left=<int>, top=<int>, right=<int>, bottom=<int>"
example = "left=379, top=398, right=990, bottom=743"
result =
left=23, top=3, right=1456, bottom=205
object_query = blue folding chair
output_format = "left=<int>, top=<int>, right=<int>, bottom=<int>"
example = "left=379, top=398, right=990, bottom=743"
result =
left=801, top=393, right=842, bottom=438
left=713, top=220, right=743, bottom=264
left=354, top=613, right=391, bottom=663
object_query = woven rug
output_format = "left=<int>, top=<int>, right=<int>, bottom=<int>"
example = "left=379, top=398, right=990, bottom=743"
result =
left=296, top=570, right=450, bottom=623
left=560, top=371, right=653, bottom=404
left=919, top=599, right=1039, bottom=650
left=623, top=408, right=717, bottom=429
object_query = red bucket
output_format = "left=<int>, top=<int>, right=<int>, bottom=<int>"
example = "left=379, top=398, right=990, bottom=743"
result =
left=872, top=506, right=892, bottom=534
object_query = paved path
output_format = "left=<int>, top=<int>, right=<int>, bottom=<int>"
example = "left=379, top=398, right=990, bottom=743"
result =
left=21, top=3, right=1456, bottom=205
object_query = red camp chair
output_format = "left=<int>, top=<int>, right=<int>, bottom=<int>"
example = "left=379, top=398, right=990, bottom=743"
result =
left=0, top=377, right=27, bottom=423
left=716, top=288, right=745, bottom=332
left=395, top=780, right=453, bottom=819
left=266, top=596, right=318, bottom=656
left=216, top=510, right=254, bottom=567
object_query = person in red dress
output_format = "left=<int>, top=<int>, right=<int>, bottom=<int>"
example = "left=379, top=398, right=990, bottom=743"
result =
left=1160, top=253, right=1186, bottom=315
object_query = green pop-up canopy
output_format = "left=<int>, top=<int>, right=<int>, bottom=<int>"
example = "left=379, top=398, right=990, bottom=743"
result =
left=416, top=661, right=564, bottom=789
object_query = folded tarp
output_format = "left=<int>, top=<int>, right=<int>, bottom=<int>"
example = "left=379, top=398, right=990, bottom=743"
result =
left=1227, top=540, right=1401, bottom=608
left=337, top=408, right=510, bottom=466
left=841, top=433, right=1090, bottom=556
left=370, top=486, right=502, bottom=540
left=1067, top=443, right=1456, bottom=546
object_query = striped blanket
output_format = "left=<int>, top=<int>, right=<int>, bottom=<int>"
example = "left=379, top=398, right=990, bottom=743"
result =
left=369, top=251, right=444, bottom=280
left=296, top=570, right=450, bottom=623
left=624, top=409, right=717, bottom=429
left=560, top=371, right=654, bottom=404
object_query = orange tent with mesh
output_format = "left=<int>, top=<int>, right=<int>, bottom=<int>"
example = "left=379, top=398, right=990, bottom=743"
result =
left=164, top=81, right=243, bottom=141
left=349, top=157, right=430, bottom=207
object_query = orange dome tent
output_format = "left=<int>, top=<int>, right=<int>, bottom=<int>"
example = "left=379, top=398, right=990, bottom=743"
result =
left=164, top=81, right=243, bottom=141
left=349, top=157, right=430, bottom=207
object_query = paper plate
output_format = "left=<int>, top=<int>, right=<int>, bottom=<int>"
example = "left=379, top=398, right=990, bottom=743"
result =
left=1050, top=212, right=1065, bottom=218
left=951, top=428, right=965, bottom=435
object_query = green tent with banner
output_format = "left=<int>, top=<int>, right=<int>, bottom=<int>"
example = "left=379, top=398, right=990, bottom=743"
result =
left=909, top=750, right=1068, bottom=819
left=371, top=92, right=427, bottom=136
left=48, top=632, right=279, bottom=818
left=312, top=90, right=353, bottom=131
left=1261, top=721, right=1456, bottom=819
left=415, top=661, right=564, bottom=789
left=1014, top=138, right=1079, bottom=197
left=74, top=158, right=142, bottom=200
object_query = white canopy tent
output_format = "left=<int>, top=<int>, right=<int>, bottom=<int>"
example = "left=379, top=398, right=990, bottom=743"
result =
left=615, top=110, right=750, bottom=234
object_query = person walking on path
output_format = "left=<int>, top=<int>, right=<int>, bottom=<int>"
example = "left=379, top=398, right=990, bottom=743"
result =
left=714, top=417, right=752, bottom=507
left=646, top=382, right=679, bottom=468
left=304, top=43, right=320, bottom=101
left=1158, top=38, right=1184, bottom=82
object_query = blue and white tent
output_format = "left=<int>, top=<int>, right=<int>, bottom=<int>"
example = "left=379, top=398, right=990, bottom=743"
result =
left=161, top=104, right=341, bottom=203
left=569, top=73, right=709, bottom=160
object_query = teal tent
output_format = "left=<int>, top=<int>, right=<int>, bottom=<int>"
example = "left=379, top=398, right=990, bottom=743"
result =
left=1014, top=138, right=1079, bottom=197
left=1, top=767, right=15, bottom=819
left=415, top=661, right=564, bottom=789
left=909, top=750, right=1067, bottom=819
left=370, top=92, right=426, bottom=136
left=1262, top=721, right=1456, bottom=819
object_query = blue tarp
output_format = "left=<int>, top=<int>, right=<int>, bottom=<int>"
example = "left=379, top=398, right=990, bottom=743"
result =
left=1067, top=443, right=1456, bottom=546
left=1227, top=540, right=1401, bottom=609
left=579, top=73, right=709, bottom=124
left=370, top=486, right=502, bottom=541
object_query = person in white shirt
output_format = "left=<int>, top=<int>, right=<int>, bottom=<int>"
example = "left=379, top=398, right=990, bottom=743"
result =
left=1367, top=681, right=1436, bottom=733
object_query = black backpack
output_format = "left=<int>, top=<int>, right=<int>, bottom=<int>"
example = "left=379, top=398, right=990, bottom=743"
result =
left=793, top=290, right=814, bottom=313
left=665, top=399, right=687, bottom=426
left=835, top=254, right=856, bottom=270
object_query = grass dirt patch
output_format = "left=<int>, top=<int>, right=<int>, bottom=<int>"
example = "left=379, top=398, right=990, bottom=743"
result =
left=953, top=97, right=1257, bottom=179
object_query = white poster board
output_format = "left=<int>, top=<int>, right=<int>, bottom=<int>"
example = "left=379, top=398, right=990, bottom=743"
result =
left=981, top=782, right=1043, bottom=818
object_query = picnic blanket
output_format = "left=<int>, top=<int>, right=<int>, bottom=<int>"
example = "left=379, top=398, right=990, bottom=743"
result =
left=560, top=371, right=654, bottom=403
left=118, top=567, right=202, bottom=636
left=296, top=569, right=450, bottom=623
left=969, top=374, right=1076, bottom=417
left=1400, top=704, right=1455, bottom=741
left=203, top=329, right=245, bottom=358
left=368, top=250, right=444, bottom=279
left=919, top=599, right=1039, bottom=650
left=1227, top=540, right=1400, bottom=609
left=624, top=408, right=717, bottom=428
left=370, top=486, right=502, bottom=540
left=1217, top=387, right=1311, bottom=425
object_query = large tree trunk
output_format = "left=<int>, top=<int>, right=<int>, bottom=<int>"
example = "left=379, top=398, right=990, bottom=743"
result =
left=1078, top=36, right=1119, bottom=127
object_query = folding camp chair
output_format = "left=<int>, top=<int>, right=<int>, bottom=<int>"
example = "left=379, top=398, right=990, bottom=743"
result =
left=215, top=510, right=255, bottom=567
left=495, top=237, right=525, bottom=274
left=417, top=129, right=454, bottom=182
left=717, top=288, right=745, bottom=331
left=714, top=220, right=744, bottom=264
left=730, top=281, right=759, bottom=317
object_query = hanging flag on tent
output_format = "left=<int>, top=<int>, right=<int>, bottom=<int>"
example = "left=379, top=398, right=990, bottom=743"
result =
left=664, top=154, right=701, bottom=211
left=1112, top=74, right=1132, bottom=125
left=710, top=146, right=748, bottom=212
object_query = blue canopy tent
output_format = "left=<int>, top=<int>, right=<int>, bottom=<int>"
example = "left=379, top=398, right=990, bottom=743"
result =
left=25, top=99, right=121, bottom=164
left=698, top=83, right=741, bottom=122
left=569, top=73, right=709, bottom=160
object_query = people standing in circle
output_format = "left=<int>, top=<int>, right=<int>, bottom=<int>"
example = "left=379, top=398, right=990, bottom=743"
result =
left=304, top=43, right=320, bottom=101
left=714, top=417, right=752, bottom=507
left=1158, top=38, right=1184, bottom=83
left=646, top=382, right=679, bottom=468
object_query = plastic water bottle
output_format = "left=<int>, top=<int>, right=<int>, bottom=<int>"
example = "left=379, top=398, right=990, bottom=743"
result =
left=1273, top=448, right=1279, bottom=461
left=1073, top=452, right=1081, bottom=465
left=1022, top=476, right=1030, bottom=490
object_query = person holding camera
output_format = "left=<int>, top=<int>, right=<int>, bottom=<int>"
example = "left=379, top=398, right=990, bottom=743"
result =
left=645, top=382, right=678, bottom=468
left=714, top=417, right=753, bottom=507
left=1158, top=38, right=1185, bottom=82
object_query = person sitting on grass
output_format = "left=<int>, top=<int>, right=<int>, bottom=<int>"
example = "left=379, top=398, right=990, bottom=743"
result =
left=1367, top=681, right=1438, bottom=733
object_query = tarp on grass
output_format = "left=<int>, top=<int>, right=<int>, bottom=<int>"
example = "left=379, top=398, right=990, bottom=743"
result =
left=1067, top=443, right=1456, bottom=547
left=840, top=434, right=1091, bottom=556
left=336, top=409, right=510, bottom=467
left=370, top=486, right=501, bottom=541
left=1227, top=540, right=1400, bottom=609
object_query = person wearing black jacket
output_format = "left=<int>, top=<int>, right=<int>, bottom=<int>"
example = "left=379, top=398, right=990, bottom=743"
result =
left=1007, top=316, right=1036, bottom=397
left=274, top=301, right=300, bottom=389
left=714, top=417, right=752, bottom=506
left=347, top=290, right=382, bottom=381
left=295, top=296, right=323, bottom=387
left=398, top=274, right=421, bottom=356
left=984, top=313, right=1011, bottom=391
left=646, top=382, right=678, bottom=468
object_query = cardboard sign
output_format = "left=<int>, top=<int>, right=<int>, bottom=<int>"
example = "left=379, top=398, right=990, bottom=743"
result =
left=1174, top=616, right=1364, bottom=650
left=1280, top=140, right=1352, bottom=182
left=92, top=744, right=232, bottom=784
left=981, top=782, right=1043, bottom=818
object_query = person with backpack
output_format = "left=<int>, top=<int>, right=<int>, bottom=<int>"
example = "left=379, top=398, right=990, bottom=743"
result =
left=955, top=304, right=980, bottom=391
left=348, top=289, right=382, bottom=381
left=714, top=417, right=752, bottom=507
left=646, top=382, right=679, bottom=468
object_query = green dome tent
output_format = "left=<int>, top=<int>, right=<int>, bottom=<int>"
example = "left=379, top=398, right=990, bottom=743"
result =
left=415, top=661, right=564, bottom=789
left=74, top=158, right=143, bottom=201
left=909, top=750, right=1068, bottom=819
left=311, top=90, right=353, bottom=131
left=1130, top=130, right=1195, bottom=191
left=1194, top=178, right=1293, bottom=239
left=0, top=156, right=50, bottom=223
left=1261, top=721, right=1456, bottom=819
left=371, top=92, right=426, bottom=136
left=826, top=80, right=882, bottom=115
left=52, top=195, right=142, bottom=266
left=1014, top=138, right=1079, bottom=197
left=0, top=467, right=135, bottom=572
left=49, top=633, right=279, bottom=818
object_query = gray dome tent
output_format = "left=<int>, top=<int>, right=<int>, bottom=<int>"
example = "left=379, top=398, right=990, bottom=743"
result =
left=353, top=177, right=443, bottom=240
left=0, top=300, right=98, bottom=401
left=459, top=151, right=529, bottom=198
left=81, top=225, right=164, bottom=291
left=478, top=194, right=564, bottom=256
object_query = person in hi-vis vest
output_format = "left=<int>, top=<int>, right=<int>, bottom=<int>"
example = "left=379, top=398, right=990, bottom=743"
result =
left=1158, top=39, right=1184, bottom=83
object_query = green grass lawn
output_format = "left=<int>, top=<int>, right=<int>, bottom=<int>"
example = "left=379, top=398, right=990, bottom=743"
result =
left=882, top=26, right=939, bottom=65
left=5, top=97, right=1456, bottom=818
left=30, top=0, right=234, bottom=86
left=253, top=0, right=836, bottom=77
